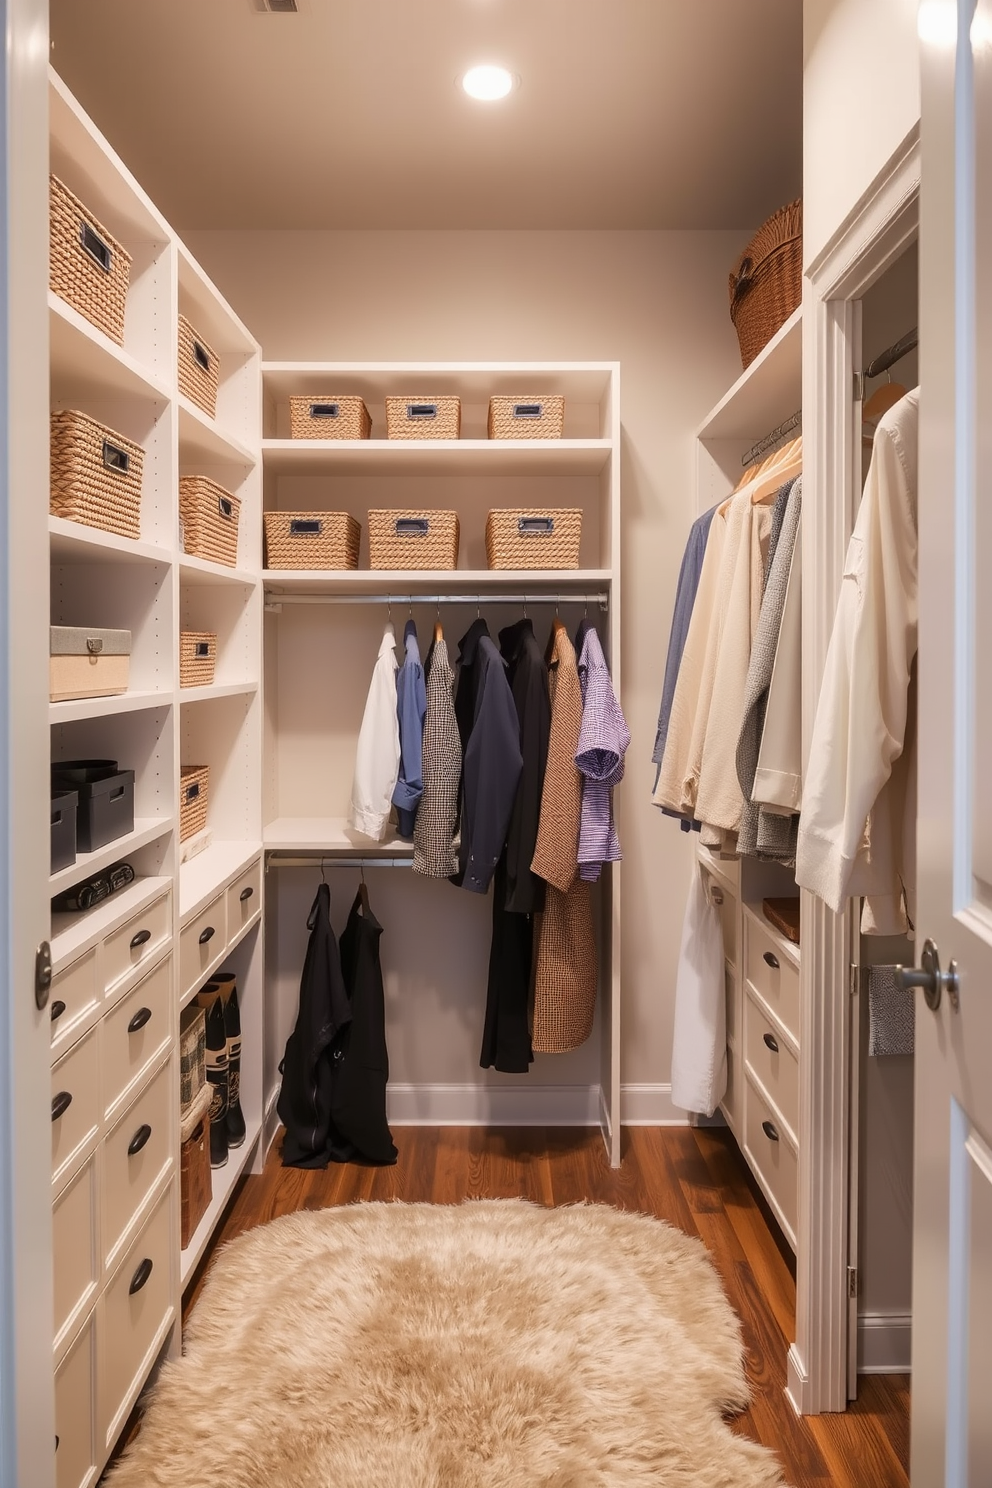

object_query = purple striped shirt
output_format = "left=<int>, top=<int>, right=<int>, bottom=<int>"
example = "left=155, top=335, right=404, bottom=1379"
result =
left=575, top=627, right=630, bottom=881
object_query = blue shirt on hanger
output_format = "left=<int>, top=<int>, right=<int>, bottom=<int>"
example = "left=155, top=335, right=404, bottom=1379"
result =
left=392, top=619, right=427, bottom=838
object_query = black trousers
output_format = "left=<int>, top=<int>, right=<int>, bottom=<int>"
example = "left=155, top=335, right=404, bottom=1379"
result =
left=480, top=858, right=534, bottom=1074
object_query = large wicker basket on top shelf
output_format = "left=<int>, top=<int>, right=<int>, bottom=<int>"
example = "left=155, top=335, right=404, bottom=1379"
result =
left=263, top=511, right=361, bottom=570
left=486, top=509, right=582, bottom=570
left=368, top=510, right=459, bottom=569
left=49, top=175, right=132, bottom=346
left=728, top=199, right=802, bottom=369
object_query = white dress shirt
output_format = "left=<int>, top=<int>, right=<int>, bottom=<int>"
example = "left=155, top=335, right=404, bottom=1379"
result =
left=350, top=623, right=400, bottom=840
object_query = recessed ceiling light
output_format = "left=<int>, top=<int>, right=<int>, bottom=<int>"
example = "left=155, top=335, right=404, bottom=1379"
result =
left=461, top=65, right=515, bottom=101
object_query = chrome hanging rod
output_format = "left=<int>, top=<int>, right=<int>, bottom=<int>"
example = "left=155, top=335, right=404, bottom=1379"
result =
left=863, top=326, right=918, bottom=382
left=264, top=590, right=609, bottom=612
left=266, top=852, right=414, bottom=870
left=741, top=408, right=802, bottom=470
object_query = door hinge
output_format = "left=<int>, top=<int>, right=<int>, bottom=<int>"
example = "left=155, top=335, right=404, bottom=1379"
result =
left=853, top=371, right=864, bottom=403
left=849, top=963, right=861, bottom=998
left=848, top=1266, right=858, bottom=1299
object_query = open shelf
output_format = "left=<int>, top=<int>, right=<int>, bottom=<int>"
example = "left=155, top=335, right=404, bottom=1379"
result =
left=179, top=555, right=257, bottom=588
left=261, top=438, right=612, bottom=477
left=50, top=689, right=174, bottom=726
left=179, top=681, right=258, bottom=705
left=49, top=517, right=172, bottom=569
left=49, top=293, right=171, bottom=405
left=179, top=1118, right=262, bottom=1288
left=179, top=840, right=262, bottom=922
left=262, top=567, right=613, bottom=596
left=49, top=818, right=174, bottom=897
left=179, top=396, right=257, bottom=468
left=264, top=816, right=414, bottom=855
left=697, top=307, right=802, bottom=443
left=51, top=874, right=172, bottom=969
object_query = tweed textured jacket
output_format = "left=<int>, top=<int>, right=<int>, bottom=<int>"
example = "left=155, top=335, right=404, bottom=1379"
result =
left=413, top=635, right=461, bottom=878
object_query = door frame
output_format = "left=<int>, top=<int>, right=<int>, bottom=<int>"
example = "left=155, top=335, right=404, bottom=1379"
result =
left=791, top=124, right=920, bottom=1415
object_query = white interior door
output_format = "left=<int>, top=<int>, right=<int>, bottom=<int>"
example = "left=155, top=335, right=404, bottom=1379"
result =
left=914, top=2, right=992, bottom=1480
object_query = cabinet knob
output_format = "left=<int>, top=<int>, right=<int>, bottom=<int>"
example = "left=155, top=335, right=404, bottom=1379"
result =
left=762, top=1032, right=779, bottom=1054
left=51, top=1090, right=72, bottom=1122
left=127, top=1006, right=152, bottom=1034
left=50, top=1000, right=66, bottom=1023
left=761, top=1119, right=780, bottom=1143
left=130, top=929, right=152, bottom=951
left=129, top=1258, right=153, bottom=1295
left=763, top=950, right=780, bottom=971
left=198, top=926, right=215, bottom=946
left=240, top=886, right=254, bottom=903
left=128, top=1124, right=152, bottom=1157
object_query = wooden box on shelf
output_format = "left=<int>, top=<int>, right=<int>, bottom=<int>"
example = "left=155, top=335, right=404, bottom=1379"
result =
left=179, top=632, right=217, bottom=688
left=487, top=395, right=565, bottom=440
left=178, top=315, right=220, bottom=419
left=385, top=396, right=461, bottom=440
left=180, top=1081, right=212, bottom=1250
left=49, top=174, right=131, bottom=346
left=179, top=476, right=241, bottom=568
left=50, top=625, right=131, bottom=702
left=180, top=765, right=210, bottom=842
left=485, top=508, right=582, bottom=570
left=289, top=395, right=371, bottom=440
left=263, top=511, right=360, bottom=570
left=368, top=509, right=459, bottom=569
left=50, top=410, right=144, bottom=539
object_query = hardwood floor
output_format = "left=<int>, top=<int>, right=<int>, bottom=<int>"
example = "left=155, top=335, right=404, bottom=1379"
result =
left=186, top=1125, right=910, bottom=1488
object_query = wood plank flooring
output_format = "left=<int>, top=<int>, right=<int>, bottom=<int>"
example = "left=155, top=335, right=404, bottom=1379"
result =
left=186, top=1125, right=910, bottom=1488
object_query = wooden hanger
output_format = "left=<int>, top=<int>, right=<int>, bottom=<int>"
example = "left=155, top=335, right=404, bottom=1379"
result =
left=862, top=376, right=907, bottom=446
left=358, top=863, right=370, bottom=915
left=750, top=435, right=803, bottom=505
left=719, top=438, right=799, bottom=516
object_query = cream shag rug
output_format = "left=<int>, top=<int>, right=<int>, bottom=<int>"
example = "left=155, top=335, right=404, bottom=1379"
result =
left=109, top=1200, right=789, bottom=1488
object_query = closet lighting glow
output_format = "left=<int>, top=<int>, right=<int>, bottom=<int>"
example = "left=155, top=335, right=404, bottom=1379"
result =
left=461, top=65, right=515, bottom=101
left=917, top=1, right=956, bottom=47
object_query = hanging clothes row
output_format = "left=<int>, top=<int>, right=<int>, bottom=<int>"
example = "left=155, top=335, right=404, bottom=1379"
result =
left=348, top=607, right=629, bottom=1074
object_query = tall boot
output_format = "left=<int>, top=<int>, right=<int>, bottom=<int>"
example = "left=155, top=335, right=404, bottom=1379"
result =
left=213, top=971, right=246, bottom=1148
left=196, top=983, right=229, bottom=1168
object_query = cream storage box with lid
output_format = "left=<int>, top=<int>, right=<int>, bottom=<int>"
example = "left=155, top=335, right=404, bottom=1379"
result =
left=50, top=626, right=131, bottom=703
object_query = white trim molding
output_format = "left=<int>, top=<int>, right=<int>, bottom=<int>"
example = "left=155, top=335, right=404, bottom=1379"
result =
left=385, top=1082, right=689, bottom=1128
left=857, top=1313, right=913, bottom=1375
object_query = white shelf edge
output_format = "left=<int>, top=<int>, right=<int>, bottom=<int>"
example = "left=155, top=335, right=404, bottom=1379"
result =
left=264, top=817, right=414, bottom=856
left=261, top=437, right=610, bottom=452
left=261, top=359, right=621, bottom=373
left=49, top=517, right=172, bottom=568
left=179, top=554, right=259, bottom=587
left=50, top=873, right=173, bottom=970
left=696, top=307, right=803, bottom=441
left=180, top=1119, right=262, bottom=1287
left=48, top=819, right=174, bottom=897
left=48, top=292, right=173, bottom=403
left=262, top=567, right=612, bottom=590
left=179, top=839, right=262, bottom=923
left=179, top=681, right=259, bottom=704
left=50, top=689, right=174, bottom=725
left=177, top=242, right=260, bottom=357
left=178, top=395, right=257, bottom=466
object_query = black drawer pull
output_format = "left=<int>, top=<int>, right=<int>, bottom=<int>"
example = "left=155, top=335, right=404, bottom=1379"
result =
left=407, top=402, right=437, bottom=419
left=51, top=1091, right=72, bottom=1121
left=127, top=1006, right=152, bottom=1034
left=198, top=925, right=215, bottom=946
left=763, top=950, right=780, bottom=971
left=240, top=885, right=254, bottom=903
left=129, top=1258, right=153, bottom=1296
left=309, top=402, right=339, bottom=419
left=102, top=440, right=130, bottom=475
left=128, top=1124, right=152, bottom=1157
left=130, top=929, right=152, bottom=950
left=761, top=1119, right=780, bottom=1143
left=50, top=1000, right=66, bottom=1022
left=79, top=221, right=112, bottom=272
left=763, top=1032, right=780, bottom=1054
left=109, top=785, right=125, bottom=801
left=193, top=340, right=211, bottom=372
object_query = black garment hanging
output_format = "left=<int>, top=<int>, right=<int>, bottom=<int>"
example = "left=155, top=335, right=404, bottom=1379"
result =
left=331, top=886, right=398, bottom=1165
left=450, top=618, right=522, bottom=894
left=480, top=858, right=534, bottom=1074
left=277, top=882, right=351, bottom=1169
left=498, top=618, right=550, bottom=915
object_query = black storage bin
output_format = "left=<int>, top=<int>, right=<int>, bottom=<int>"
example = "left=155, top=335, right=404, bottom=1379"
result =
left=51, top=759, right=134, bottom=853
left=51, top=790, right=78, bottom=874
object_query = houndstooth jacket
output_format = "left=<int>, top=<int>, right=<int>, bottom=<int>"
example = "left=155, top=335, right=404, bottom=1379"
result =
left=413, top=636, right=462, bottom=878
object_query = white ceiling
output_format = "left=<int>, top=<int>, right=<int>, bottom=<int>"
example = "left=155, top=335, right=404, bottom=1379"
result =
left=49, top=0, right=802, bottom=231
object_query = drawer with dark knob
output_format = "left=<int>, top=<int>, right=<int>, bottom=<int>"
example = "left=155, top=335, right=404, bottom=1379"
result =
left=101, top=954, right=171, bottom=1119
left=51, top=1026, right=99, bottom=1189
left=54, top=1316, right=96, bottom=1488
left=49, top=946, right=98, bottom=1055
left=745, top=911, right=799, bottom=1044
left=744, top=1072, right=798, bottom=1248
left=744, top=988, right=798, bottom=1137
left=103, top=891, right=171, bottom=997
left=180, top=892, right=226, bottom=1001
left=52, top=1155, right=97, bottom=1346
left=101, top=1186, right=173, bottom=1450
left=227, top=860, right=261, bottom=941
left=102, top=1059, right=172, bottom=1269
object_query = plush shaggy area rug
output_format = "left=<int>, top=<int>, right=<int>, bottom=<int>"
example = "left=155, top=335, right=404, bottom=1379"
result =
left=108, top=1200, right=789, bottom=1487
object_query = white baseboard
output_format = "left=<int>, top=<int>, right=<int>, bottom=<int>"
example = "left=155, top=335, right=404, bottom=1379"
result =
left=857, top=1312, right=912, bottom=1374
left=618, top=1083, right=688, bottom=1125
left=262, top=1084, right=281, bottom=1157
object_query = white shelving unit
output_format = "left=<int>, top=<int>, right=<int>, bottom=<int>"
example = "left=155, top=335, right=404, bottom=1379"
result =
left=47, top=68, right=263, bottom=1488
left=261, top=361, right=622, bottom=1166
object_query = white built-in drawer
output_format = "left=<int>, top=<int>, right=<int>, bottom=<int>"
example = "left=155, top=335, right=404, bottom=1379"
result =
left=721, top=1043, right=741, bottom=1140
left=50, top=949, right=99, bottom=1059
left=745, top=912, right=800, bottom=1044
left=102, top=1060, right=173, bottom=1270
left=100, top=1185, right=174, bottom=1454
left=227, top=859, right=261, bottom=943
left=55, top=1314, right=96, bottom=1488
left=52, top=1028, right=100, bottom=1192
left=744, top=1072, right=798, bottom=1247
left=744, top=990, right=798, bottom=1140
left=103, top=891, right=171, bottom=1000
left=703, top=871, right=737, bottom=968
left=725, top=967, right=739, bottom=1051
left=179, top=893, right=226, bottom=1004
left=52, top=1155, right=98, bottom=1349
left=101, top=955, right=172, bottom=1120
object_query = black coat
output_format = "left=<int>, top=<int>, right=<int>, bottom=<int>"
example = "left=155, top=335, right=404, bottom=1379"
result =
left=332, top=888, right=398, bottom=1165
left=451, top=620, right=523, bottom=893
left=498, top=618, right=550, bottom=915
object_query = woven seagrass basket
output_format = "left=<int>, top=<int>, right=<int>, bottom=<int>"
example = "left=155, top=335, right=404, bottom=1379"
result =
left=179, top=1004, right=207, bottom=1111
left=289, top=396, right=371, bottom=440
left=264, top=511, right=360, bottom=570
left=49, top=176, right=131, bottom=346
left=385, top=396, right=461, bottom=441
left=178, top=316, right=219, bottom=418
left=486, top=509, right=582, bottom=570
left=179, top=632, right=217, bottom=688
left=179, top=477, right=241, bottom=568
left=368, top=510, right=459, bottom=570
left=488, top=396, right=565, bottom=440
left=50, top=410, right=144, bottom=539
left=179, top=765, right=210, bottom=842
left=729, top=199, right=802, bottom=369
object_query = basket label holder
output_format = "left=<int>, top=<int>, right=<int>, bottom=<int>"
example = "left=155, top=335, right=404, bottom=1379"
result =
left=512, top=403, right=544, bottom=419
left=406, top=404, right=438, bottom=420
left=309, top=403, right=340, bottom=420
left=288, top=519, right=323, bottom=536
left=395, top=518, right=430, bottom=537
left=518, top=516, right=555, bottom=535
left=79, top=222, right=112, bottom=273
left=193, top=340, right=211, bottom=373
left=102, top=440, right=130, bottom=475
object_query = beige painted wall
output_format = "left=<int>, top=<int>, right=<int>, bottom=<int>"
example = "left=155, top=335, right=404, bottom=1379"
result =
left=804, top=0, right=920, bottom=267
left=185, top=227, right=747, bottom=1095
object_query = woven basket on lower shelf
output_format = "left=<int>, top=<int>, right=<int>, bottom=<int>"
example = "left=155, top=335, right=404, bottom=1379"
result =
left=179, top=765, right=210, bottom=842
left=368, top=509, right=459, bottom=570
left=49, top=175, right=131, bottom=346
left=179, top=477, right=241, bottom=568
left=385, top=396, right=461, bottom=440
left=729, top=198, right=803, bottom=369
left=486, top=509, right=582, bottom=570
left=180, top=1080, right=212, bottom=1248
left=179, top=632, right=217, bottom=688
left=289, top=395, right=371, bottom=440
left=263, top=511, right=361, bottom=570
left=50, top=409, right=144, bottom=539
left=488, top=396, right=565, bottom=440
left=179, top=1004, right=207, bottom=1111
left=178, top=315, right=220, bottom=419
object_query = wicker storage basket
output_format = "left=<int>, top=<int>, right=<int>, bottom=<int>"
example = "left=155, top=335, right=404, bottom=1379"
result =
left=178, top=315, right=219, bottom=419
left=50, top=410, right=144, bottom=539
left=179, top=477, right=241, bottom=568
left=729, top=198, right=803, bottom=369
left=289, top=395, right=371, bottom=440
left=488, top=396, right=565, bottom=440
left=180, top=1080, right=212, bottom=1248
left=486, top=509, right=582, bottom=570
left=179, top=632, right=217, bottom=688
left=49, top=175, right=131, bottom=346
left=264, top=511, right=361, bottom=570
left=179, top=765, right=210, bottom=842
left=368, top=509, right=459, bottom=570
left=179, top=1004, right=207, bottom=1111
left=385, top=396, right=461, bottom=441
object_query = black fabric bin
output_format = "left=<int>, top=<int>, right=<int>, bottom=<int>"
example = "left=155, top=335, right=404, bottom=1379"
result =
left=51, top=790, right=78, bottom=874
left=51, top=759, right=134, bottom=853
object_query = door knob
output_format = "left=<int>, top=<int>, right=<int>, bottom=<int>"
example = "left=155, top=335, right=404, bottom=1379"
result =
left=895, top=937, right=959, bottom=1012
